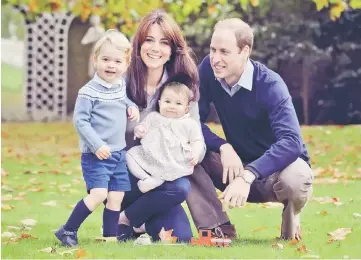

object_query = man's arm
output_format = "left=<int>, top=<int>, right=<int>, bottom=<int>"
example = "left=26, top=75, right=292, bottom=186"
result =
left=245, top=78, right=303, bottom=179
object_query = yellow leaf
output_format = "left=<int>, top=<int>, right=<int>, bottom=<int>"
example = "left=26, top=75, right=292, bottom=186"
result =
left=329, top=3, right=346, bottom=21
left=39, top=247, right=56, bottom=253
left=328, top=228, right=352, bottom=241
left=271, top=243, right=284, bottom=249
left=1, top=204, right=14, bottom=211
left=313, top=0, right=329, bottom=11
left=250, top=0, right=259, bottom=7
left=159, top=227, right=177, bottom=243
left=21, top=219, right=37, bottom=226
left=76, top=248, right=87, bottom=258
left=350, top=0, right=361, bottom=9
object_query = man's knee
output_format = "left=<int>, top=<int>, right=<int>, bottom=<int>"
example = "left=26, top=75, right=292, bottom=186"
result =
left=274, top=158, right=313, bottom=203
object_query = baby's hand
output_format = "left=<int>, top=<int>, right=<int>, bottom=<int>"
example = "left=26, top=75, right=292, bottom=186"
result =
left=128, top=106, right=140, bottom=122
left=134, top=125, right=147, bottom=140
left=95, top=145, right=111, bottom=160
left=187, top=152, right=198, bottom=166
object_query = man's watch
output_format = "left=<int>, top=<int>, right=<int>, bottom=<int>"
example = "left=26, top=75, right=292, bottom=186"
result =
left=238, top=171, right=256, bottom=184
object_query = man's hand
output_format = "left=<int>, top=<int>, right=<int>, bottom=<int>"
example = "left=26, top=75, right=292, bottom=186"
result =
left=95, top=145, right=111, bottom=160
left=220, top=143, right=244, bottom=184
left=134, top=125, right=147, bottom=139
left=128, top=106, right=140, bottom=122
left=219, top=170, right=254, bottom=209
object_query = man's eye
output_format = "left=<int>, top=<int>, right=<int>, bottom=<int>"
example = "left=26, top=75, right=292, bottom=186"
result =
left=165, top=100, right=170, bottom=103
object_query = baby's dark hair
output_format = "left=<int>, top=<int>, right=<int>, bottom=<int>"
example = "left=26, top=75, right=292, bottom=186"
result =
left=158, top=73, right=194, bottom=103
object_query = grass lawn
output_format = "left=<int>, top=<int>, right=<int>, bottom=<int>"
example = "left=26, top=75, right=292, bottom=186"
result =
left=1, top=123, right=361, bottom=259
left=1, top=63, right=26, bottom=119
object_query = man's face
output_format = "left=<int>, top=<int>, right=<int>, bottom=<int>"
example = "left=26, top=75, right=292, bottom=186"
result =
left=210, top=28, right=249, bottom=86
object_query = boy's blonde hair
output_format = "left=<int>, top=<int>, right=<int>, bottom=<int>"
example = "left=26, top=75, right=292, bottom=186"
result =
left=162, top=82, right=193, bottom=104
left=93, top=29, right=132, bottom=64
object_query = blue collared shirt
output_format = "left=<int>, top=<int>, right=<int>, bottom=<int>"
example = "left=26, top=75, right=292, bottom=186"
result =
left=217, top=59, right=254, bottom=96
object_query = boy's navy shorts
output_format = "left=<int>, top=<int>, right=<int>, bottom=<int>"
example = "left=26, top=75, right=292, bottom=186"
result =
left=81, top=149, right=131, bottom=192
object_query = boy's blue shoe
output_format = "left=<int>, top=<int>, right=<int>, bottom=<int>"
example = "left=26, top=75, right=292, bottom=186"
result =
left=117, top=224, right=136, bottom=242
left=55, top=225, right=78, bottom=247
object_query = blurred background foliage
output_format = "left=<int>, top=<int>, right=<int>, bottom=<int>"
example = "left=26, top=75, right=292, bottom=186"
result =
left=1, top=0, right=361, bottom=124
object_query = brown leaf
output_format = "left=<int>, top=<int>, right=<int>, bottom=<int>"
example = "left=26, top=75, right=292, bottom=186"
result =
left=1, top=168, right=8, bottom=176
left=320, top=211, right=327, bottom=216
left=328, top=228, right=352, bottom=241
left=1, top=204, right=15, bottom=211
left=301, top=255, right=320, bottom=259
left=14, top=233, right=38, bottom=241
left=39, top=247, right=56, bottom=253
left=1, top=195, right=13, bottom=201
left=289, top=238, right=300, bottom=245
left=58, top=248, right=78, bottom=256
left=76, top=248, right=87, bottom=258
left=252, top=226, right=268, bottom=232
left=41, top=201, right=57, bottom=207
left=261, top=202, right=283, bottom=208
left=7, top=226, right=21, bottom=232
left=159, top=227, right=177, bottom=243
left=271, top=243, right=284, bottom=249
left=1, top=232, right=16, bottom=238
left=21, top=219, right=37, bottom=226
left=353, top=213, right=361, bottom=218
left=297, top=244, right=309, bottom=253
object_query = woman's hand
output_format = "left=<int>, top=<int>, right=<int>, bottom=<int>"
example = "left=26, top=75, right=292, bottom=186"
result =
left=128, top=106, right=140, bottom=122
left=134, top=125, right=147, bottom=139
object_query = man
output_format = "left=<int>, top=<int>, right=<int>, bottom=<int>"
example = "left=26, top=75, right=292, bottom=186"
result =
left=186, top=18, right=313, bottom=240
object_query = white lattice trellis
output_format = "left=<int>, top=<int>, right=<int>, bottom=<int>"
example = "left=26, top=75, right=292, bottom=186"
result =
left=22, top=11, right=75, bottom=120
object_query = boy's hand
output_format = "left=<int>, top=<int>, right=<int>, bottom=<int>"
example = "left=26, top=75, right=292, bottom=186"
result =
left=134, top=125, right=147, bottom=140
left=95, top=145, right=111, bottom=160
left=187, top=152, right=198, bottom=166
left=128, top=106, right=140, bottom=122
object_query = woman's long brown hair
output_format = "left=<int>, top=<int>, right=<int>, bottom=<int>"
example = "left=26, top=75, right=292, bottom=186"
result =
left=126, top=10, right=199, bottom=109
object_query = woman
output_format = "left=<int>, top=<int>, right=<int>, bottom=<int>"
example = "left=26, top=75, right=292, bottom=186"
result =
left=116, top=10, right=204, bottom=243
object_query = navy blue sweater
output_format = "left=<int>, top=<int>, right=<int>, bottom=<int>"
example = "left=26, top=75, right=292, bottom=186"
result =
left=198, top=55, right=310, bottom=179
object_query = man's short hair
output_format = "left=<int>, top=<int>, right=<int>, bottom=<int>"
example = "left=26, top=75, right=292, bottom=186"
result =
left=93, top=29, right=132, bottom=64
left=214, top=18, right=254, bottom=52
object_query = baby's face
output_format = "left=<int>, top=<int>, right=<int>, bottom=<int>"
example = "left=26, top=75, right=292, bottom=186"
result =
left=158, top=88, right=189, bottom=118
left=94, top=42, right=128, bottom=84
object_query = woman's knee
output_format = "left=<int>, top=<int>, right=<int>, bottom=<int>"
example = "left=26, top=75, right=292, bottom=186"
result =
left=168, top=177, right=191, bottom=198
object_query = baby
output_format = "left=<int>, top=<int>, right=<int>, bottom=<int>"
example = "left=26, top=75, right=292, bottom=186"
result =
left=126, top=76, right=205, bottom=193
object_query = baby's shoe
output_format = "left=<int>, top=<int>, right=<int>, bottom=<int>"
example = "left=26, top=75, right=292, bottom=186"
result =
left=55, top=225, right=78, bottom=247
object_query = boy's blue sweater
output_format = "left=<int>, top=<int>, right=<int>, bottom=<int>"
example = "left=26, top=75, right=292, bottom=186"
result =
left=198, top=55, right=310, bottom=179
left=73, top=75, right=136, bottom=153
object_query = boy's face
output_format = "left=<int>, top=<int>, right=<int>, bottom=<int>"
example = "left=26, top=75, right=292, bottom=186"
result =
left=158, top=88, right=189, bottom=118
left=94, top=42, right=128, bottom=83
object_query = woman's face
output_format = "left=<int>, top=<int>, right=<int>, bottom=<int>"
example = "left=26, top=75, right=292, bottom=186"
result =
left=140, top=24, right=172, bottom=71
